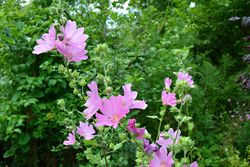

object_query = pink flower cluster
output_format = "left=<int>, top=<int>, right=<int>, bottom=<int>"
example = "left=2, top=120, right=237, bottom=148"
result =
left=84, top=82, right=147, bottom=128
left=177, top=72, right=194, bottom=88
left=33, top=20, right=88, bottom=62
left=63, top=122, right=95, bottom=146
left=162, top=77, right=176, bottom=107
left=161, top=72, right=194, bottom=107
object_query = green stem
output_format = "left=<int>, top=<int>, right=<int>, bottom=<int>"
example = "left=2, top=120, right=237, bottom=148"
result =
left=64, top=63, right=84, bottom=99
left=156, top=108, right=166, bottom=141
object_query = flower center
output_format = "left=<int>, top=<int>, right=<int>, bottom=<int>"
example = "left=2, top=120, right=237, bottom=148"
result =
left=112, top=114, right=119, bottom=122
left=160, top=163, right=167, bottom=167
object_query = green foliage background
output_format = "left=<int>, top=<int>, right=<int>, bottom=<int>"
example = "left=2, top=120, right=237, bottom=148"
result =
left=0, top=0, right=249, bottom=166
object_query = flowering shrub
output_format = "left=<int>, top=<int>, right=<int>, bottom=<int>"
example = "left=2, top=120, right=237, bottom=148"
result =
left=33, top=20, right=199, bottom=167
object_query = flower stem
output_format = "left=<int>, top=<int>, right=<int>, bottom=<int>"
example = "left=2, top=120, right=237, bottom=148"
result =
left=156, top=108, right=166, bottom=141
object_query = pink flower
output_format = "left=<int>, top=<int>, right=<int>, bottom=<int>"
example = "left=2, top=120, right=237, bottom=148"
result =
left=63, top=130, right=76, bottom=145
left=95, top=96, right=129, bottom=128
left=127, top=118, right=146, bottom=140
left=149, top=147, right=174, bottom=167
left=60, top=20, right=88, bottom=46
left=33, top=26, right=56, bottom=54
left=55, top=20, right=88, bottom=62
left=168, top=128, right=181, bottom=144
left=122, top=84, right=147, bottom=110
left=83, top=81, right=102, bottom=120
left=156, top=133, right=173, bottom=148
left=55, top=41, right=88, bottom=62
left=156, top=129, right=181, bottom=148
left=161, top=91, right=176, bottom=106
left=76, top=122, right=95, bottom=140
left=143, top=139, right=159, bottom=154
left=183, top=161, right=198, bottom=167
left=177, top=72, right=194, bottom=88
left=164, top=78, right=172, bottom=89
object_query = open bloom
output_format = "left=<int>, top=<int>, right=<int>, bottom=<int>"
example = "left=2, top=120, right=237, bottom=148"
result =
left=161, top=91, right=176, bottom=106
left=164, top=78, right=172, bottom=89
left=55, top=41, right=88, bottom=62
left=63, top=130, right=76, bottom=146
left=76, top=122, right=95, bottom=140
left=149, top=147, right=174, bottom=167
left=33, top=26, right=56, bottom=54
left=157, top=128, right=181, bottom=148
left=33, top=20, right=88, bottom=63
left=83, top=81, right=102, bottom=120
left=177, top=72, right=194, bottom=88
left=156, top=133, right=173, bottom=148
left=95, top=96, right=129, bottom=128
left=127, top=118, right=146, bottom=140
left=55, top=20, right=88, bottom=62
left=122, top=84, right=147, bottom=110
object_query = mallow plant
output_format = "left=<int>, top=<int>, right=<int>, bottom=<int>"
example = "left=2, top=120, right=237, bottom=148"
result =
left=33, top=20, right=199, bottom=167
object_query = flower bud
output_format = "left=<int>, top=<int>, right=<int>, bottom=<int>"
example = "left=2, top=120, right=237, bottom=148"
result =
left=73, top=88, right=78, bottom=94
left=72, top=70, right=79, bottom=78
left=58, top=64, right=65, bottom=73
left=160, top=110, right=165, bottom=117
left=79, top=79, right=86, bottom=87
left=69, top=80, right=76, bottom=88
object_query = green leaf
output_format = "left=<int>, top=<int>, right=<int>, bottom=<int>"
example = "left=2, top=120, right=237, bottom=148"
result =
left=146, top=115, right=160, bottom=120
left=113, top=143, right=123, bottom=151
left=18, top=133, right=30, bottom=145
left=3, top=149, right=15, bottom=158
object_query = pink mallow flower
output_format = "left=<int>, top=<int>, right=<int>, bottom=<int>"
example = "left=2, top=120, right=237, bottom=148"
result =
left=95, top=96, right=129, bottom=128
left=164, top=78, right=172, bottom=89
left=55, top=20, right=88, bottom=62
left=122, top=84, right=147, bottom=110
left=63, top=130, right=76, bottom=146
left=76, top=122, right=95, bottom=140
left=177, top=72, right=194, bottom=88
left=33, top=26, right=56, bottom=54
left=161, top=91, right=176, bottom=106
left=149, top=147, right=174, bottom=167
left=127, top=118, right=146, bottom=140
left=157, top=128, right=181, bottom=148
left=156, top=133, right=173, bottom=148
left=183, top=161, right=198, bottom=167
left=83, top=81, right=102, bottom=120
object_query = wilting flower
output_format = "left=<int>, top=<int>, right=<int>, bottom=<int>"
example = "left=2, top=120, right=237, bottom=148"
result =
left=122, top=84, right=147, bottom=110
left=149, top=147, right=174, bottom=167
left=33, top=26, right=56, bottom=54
left=183, top=161, right=198, bottom=167
left=177, top=72, right=194, bottom=88
left=63, top=130, right=76, bottom=145
left=127, top=118, right=146, bottom=140
left=143, top=139, right=158, bottom=154
left=95, top=96, right=129, bottom=128
left=83, top=81, right=102, bottom=120
left=164, top=78, right=172, bottom=89
left=55, top=20, right=88, bottom=62
left=76, top=122, right=95, bottom=140
left=161, top=91, right=176, bottom=106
